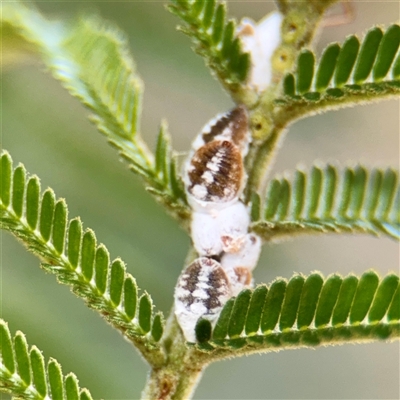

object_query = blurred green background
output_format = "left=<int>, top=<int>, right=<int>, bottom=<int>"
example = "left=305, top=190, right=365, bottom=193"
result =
left=1, top=1, right=399, bottom=399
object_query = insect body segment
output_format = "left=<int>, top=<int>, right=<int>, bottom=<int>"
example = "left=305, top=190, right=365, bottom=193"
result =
left=175, top=105, right=263, bottom=342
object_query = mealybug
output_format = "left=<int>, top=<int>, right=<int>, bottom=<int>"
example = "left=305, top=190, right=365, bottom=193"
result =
left=184, top=106, right=251, bottom=211
left=174, top=257, right=231, bottom=342
left=221, top=233, right=262, bottom=295
left=237, top=12, right=283, bottom=93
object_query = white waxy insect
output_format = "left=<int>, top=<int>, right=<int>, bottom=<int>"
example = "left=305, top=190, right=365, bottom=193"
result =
left=218, top=202, right=251, bottom=253
left=221, top=233, right=262, bottom=272
left=223, top=266, right=253, bottom=297
left=174, top=257, right=231, bottom=342
left=190, top=210, right=223, bottom=256
left=221, top=233, right=262, bottom=296
left=191, top=201, right=250, bottom=257
left=183, top=106, right=251, bottom=212
left=238, top=11, right=283, bottom=93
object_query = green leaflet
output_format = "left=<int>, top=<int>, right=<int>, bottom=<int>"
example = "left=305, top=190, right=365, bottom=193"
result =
left=296, top=51, right=315, bottom=94
left=276, top=24, right=400, bottom=116
left=0, top=150, right=166, bottom=366
left=0, top=320, right=95, bottom=400
left=124, top=276, right=138, bottom=320
left=252, top=165, right=399, bottom=241
left=152, top=122, right=188, bottom=216
left=48, top=359, right=64, bottom=400
left=151, top=313, right=164, bottom=343
left=14, top=333, right=31, bottom=386
left=1, top=2, right=189, bottom=223
left=139, top=293, right=153, bottom=334
left=65, top=373, right=80, bottom=400
left=195, top=319, right=213, bottom=344
left=168, top=0, right=250, bottom=93
left=12, top=165, right=26, bottom=219
left=30, top=347, right=48, bottom=397
left=194, top=271, right=400, bottom=358
left=26, top=176, right=40, bottom=230
left=228, top=290, right=252, bottom=338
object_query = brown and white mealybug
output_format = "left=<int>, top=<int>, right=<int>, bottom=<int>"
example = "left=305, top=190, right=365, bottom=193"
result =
left=184, top=105, right=251, bottom=209
left=174, top=257, right=231, bottom=342
left=187, top=140, right=244, bottom=203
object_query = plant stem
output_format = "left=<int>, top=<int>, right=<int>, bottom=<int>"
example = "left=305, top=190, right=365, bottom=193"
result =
left=141, top=363, right=204, bottom=400
left=245, top=125, right=288, bottom=202
left=141, top=309, right=209, bottom=400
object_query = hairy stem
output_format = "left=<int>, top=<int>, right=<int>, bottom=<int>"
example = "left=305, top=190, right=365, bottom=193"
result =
left=141, top=313, right=208, bottom=400
left=245, top=125, right=288, bottom=202
left=142, top=361, right=204, bottom=400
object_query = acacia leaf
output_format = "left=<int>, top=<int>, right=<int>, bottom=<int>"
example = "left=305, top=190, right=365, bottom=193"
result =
left=276, top=24, right=400, bottom=118
left=252, top=165, right=399, bottom=241
left=193, top=271, right=400, bottom=360
left=2, top=2, right=189, bottom=223
left=1, top=322, right=88, bottom=400
left=0, top=150, right=166, bottom=367
left=168, top=0, right=250, bottom=93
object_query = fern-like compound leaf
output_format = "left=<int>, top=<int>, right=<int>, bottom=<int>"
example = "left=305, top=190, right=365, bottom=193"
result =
left=0, top=150, right=166, bottom=367
left=276, top=24, right=400, bottom=119
left=2, top=2, right=190, bottom=223
left=168, top=0, right=250, bottom=93
left=151, top=122, right=188, bottom=216
left=251, top=165, right=399, bottom=241
left=192, top=271, right=400, bottom=360
left=0, top=320, right=95, bottom=400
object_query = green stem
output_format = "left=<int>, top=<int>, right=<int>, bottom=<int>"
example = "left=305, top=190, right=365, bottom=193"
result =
left=274, top=87, right=400, bottom=126
left=141, top=363, right=204, bottom=400
left=141, top=314, right=208, bottom=400
left=245, top=125, right=288, bottom=202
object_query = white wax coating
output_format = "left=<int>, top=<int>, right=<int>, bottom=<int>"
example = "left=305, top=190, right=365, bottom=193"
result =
left=191, top=201, right=250, bottom=257
left=191, top=211, right=224, bottom=256
left=218, top=201, right=250, bottom=254
left=239, top=11, right=283, bottom=92
left=221, top=234, right=262, bottom=272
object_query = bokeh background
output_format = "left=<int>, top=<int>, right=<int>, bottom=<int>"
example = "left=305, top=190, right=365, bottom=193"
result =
left=1, top=1, right=399, bottom=399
